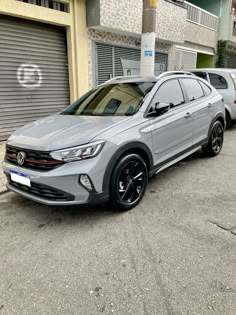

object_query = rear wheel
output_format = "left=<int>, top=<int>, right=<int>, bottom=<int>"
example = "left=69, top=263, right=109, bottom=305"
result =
left=109, top=153, right=148, bottom=211
left=203, top=121, right=224, bottom=157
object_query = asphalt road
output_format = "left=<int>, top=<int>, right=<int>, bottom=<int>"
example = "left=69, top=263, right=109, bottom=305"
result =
left=0, top=126, right=236, bottom=315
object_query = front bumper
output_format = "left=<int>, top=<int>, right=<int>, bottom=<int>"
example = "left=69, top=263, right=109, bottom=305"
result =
left=2, top=153, right=110, bottom=206
left=6, top=182, right=109, bottom=206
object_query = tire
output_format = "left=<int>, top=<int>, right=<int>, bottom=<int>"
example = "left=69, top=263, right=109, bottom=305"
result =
left=109, top=153, right=148, bottom=211
left=203, top=121, right=224, bottom=157
left=226, top=111, right=232, bottom=129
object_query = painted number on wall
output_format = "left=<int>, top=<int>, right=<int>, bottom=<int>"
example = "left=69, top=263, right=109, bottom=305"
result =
left=149, top=0, right=157, bottom=7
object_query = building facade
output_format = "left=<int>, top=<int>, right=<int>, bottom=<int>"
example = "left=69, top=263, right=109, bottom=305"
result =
left=0, top=0, right=224, bottom=140
left=0, top=0, right=89, bottom=140
left=87, top=0, right=220, bottom=85
left=189, top=0, right=236, bottom=68
left=86, top=0, right=187, bottom=87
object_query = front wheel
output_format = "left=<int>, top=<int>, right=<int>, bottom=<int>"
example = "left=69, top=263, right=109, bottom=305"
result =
left=203, top=121, right=224, bottom=157
left=109, top=153, right=148, bottom=211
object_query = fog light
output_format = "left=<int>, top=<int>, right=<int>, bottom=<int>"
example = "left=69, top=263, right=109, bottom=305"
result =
left=79, top=175, right=93, bottom=191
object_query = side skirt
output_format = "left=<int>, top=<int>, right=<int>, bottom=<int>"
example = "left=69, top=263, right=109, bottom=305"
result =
left=149, top=140, right=208, bottom=178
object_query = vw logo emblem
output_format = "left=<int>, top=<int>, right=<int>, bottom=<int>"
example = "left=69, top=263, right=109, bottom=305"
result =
left=17, top=152, right=26, bottom=166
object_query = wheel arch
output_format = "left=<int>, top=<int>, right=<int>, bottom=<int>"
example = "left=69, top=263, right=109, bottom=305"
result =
left=224, top=104, right=233, bottom=119
left=208, top=113, right=226, bottom=139
left=102, top=142, right=153, bottom=193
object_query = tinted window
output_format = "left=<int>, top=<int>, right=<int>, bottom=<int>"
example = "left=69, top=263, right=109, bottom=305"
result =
left=183, top=79, right=204, bottom=101
left=209, top=73, right=228, bottom=89
left=192, top=72, right=208, bottom=80
left=153, top=79, right=184, bottom=108
left=199, top=81, right=211, bottom=96
left=61, top=82, right=155, bottom=116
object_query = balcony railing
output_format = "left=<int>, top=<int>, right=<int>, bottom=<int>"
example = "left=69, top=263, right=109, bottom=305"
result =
left=185, top=1, right=219, bottom=31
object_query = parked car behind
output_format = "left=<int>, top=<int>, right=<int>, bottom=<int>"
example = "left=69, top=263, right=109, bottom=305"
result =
left=190, top=68, right=236, bottom=128
left=3, top=72, right=225, bottom=211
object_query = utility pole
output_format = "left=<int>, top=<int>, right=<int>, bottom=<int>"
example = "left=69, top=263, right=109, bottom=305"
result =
left=140, top=0, right=157, bottom=77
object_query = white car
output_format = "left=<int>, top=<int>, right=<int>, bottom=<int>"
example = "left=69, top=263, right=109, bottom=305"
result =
left=190, top=68, right=236, bottom=128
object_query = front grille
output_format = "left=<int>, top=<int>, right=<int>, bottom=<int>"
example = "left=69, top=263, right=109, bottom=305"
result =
left=5, top=145, right=64, bottom=171
left=7, top=175, right=74, bottom=202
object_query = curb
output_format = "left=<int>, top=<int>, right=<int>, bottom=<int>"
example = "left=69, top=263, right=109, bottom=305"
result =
left=0, top=189, right=9, bottom=196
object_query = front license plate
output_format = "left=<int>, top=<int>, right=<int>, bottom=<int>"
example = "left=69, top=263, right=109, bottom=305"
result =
left=10, top=170, right=31, bottom=187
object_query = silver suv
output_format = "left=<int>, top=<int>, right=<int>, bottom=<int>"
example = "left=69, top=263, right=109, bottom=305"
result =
left=3, top=72, right=225, bottom=210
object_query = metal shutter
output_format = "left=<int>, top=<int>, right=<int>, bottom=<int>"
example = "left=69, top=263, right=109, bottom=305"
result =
left=0, top=15, right=70, bottom=140
left=174, top=49, right=197, bottom=71
left=95, top=43, right=168, bottom=86
left=96, top=44, right=113, bottom=85
left=114, top=46, right=141, bottom=77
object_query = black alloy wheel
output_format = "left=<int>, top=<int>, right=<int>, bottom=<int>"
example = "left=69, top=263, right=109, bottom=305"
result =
left=203, top=121, right=224, bottom=157
left=110, top=154, right=148, bottom=211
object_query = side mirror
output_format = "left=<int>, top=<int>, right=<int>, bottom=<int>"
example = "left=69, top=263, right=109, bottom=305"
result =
left=154, top=102, right=170, bottom=114
left=146, top=102, right=170, bottom=117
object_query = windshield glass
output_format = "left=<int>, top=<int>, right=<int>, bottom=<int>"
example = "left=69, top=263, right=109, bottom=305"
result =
left=61, top=82, right=155, bottom=116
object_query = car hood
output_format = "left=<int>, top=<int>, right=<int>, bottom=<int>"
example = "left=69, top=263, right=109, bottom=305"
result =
left=7, top=114, right=132, bottom=151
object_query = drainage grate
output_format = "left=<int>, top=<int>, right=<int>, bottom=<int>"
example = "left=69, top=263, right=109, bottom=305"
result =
left=16, top=0, right=69, bottom=13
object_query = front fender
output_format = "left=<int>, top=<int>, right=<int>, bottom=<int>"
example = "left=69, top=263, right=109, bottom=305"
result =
left=102, top=142, right=153, bottom=194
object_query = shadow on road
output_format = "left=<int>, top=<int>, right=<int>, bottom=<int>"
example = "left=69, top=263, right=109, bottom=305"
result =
left=4, top=192, right=121, bottom=229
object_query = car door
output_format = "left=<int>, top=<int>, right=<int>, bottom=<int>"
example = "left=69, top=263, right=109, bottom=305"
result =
left=181, top=78, right=213, bottom=145
left=146, top=78, right=194, bottom=166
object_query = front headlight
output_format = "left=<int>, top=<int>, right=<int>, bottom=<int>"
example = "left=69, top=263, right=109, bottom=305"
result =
left=50, top=141, right=105, bottom=162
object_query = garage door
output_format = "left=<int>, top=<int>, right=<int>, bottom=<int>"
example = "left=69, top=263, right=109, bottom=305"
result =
left=174, top=49, right=197, bottom=71
left=95, top=43, right=168, bottom=86
left=0, top=15, right=70, bottom=140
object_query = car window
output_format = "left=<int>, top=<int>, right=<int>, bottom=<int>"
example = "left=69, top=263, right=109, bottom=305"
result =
left=153, top=79, right=184, bottom=108
left=199, top=81, right=211, bottom=96
left=61, top=82, right=155, bottom=116
left=182, top=79, right=204, bottom=101
left=192, top=72, right=208, bottom=80
left=209, top=73, right=228, bottom=89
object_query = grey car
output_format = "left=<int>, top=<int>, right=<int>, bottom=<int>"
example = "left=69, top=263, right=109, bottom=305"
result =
left=3, top=72, right=225, bottom=210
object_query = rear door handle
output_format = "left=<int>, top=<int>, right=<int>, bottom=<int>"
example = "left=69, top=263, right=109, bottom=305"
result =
left=184, top=112, right=192, bottom=119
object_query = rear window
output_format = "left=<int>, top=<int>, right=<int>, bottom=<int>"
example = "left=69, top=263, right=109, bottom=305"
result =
left=192, top=72, right=208, bottom=80
left=182, top=79, right=204, bottom=101
left=209, top=73, right=228, bottom=89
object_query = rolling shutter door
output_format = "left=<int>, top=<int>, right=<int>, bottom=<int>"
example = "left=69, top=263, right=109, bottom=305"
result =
left=95, top=43, right=168, bottom=86
left=96, top=44, right=113, bottom=85
left=0, top=15, right=70, bottom=140
left=174, top=48, right=197, bottom=70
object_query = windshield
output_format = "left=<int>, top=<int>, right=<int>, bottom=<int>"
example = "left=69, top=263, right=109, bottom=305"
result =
left=61, top=82, right=155, bottom=116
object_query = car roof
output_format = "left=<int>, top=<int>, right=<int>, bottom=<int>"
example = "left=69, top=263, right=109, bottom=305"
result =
left=190, top=68, right=236, bottom=74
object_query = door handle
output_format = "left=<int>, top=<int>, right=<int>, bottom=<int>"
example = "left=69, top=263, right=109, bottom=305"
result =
left=184, top=112, right=192, bottom=119
left=208, top=103, right=213, bottom=108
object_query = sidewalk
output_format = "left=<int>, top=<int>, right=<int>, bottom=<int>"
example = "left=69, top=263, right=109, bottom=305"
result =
left=0, top=142, right=7, bottom=193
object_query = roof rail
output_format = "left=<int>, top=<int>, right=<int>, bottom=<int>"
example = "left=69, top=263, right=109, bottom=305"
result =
left=157, top=71, right=195, bottom=79
left=105, top=75, right=142, bottom=83
left=103, top=71, right=194, bottom=84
